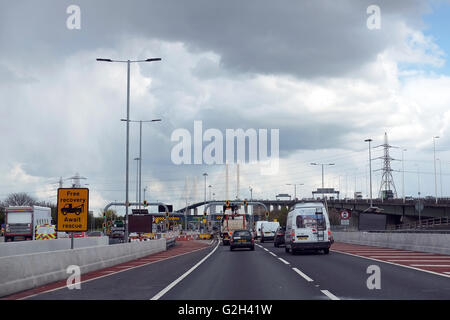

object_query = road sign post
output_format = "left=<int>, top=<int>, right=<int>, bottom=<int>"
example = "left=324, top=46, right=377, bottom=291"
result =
left=340, top=210, right=351, bottom=229
left=57, top=188, right=89, bottom=249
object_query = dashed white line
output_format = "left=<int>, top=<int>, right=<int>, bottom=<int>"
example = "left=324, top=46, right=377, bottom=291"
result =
left=263, top=248, right=269, bottom=251
left=321, top=290, right=340, bottom=300
left=278, top=258, right=290, bottom=265
left=269, top=252, right=277, bottom=257
left=292, top=267, right=313, bottom=282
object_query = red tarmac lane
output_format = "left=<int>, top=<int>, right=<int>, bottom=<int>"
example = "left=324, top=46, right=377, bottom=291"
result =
left=332, top=242, right=450, bottom=278
left=2, top=240, right=213, bottom=300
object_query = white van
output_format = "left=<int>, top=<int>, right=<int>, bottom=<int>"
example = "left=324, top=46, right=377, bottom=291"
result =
left=255, top=221, right=265, bottom=239
left=284, top=202, right=332, bottom=254
left=260, top=221, right=280, bottom=242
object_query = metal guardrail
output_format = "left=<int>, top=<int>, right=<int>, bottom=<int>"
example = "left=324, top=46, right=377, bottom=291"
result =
left=365, top=229, right=450, bottom=234
left=328, top=198, right=450, bottom=206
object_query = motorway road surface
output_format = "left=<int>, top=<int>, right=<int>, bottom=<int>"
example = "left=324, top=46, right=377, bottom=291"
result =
left=12, top=240, right=450, bottom=300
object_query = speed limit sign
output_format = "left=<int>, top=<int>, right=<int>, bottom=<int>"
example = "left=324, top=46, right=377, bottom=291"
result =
left=340, top=210, right=350, bottom=220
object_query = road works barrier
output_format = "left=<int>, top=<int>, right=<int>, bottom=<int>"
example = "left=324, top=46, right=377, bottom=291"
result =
left=0, top=238, right=166, bottom=298
left=332, top=231, right=450, bottom=255
left=0, top=237, right=109, bottom=258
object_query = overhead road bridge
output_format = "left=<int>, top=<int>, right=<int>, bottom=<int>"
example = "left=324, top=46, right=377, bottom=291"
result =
left=327, top=199, right=450, bottom=220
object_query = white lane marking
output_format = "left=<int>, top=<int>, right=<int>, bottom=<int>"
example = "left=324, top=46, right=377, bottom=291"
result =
left=278, top=258, right=290, bottom=265
left=444, top=272, right=450, bottom=275
left=263, top=248, right=269, bottom=251
left=269, top=252, right=277, bottom=257
left=410, top=264, right=450, bottom=267
left=331, top=250, right=450, bottom=279
left=19, top=241, right=217, bottom=300
left=321, top=290, right=340, bottom=300
left=292, top=267, right=313, bottom=282
left=150, top=241, right=220, bottom=300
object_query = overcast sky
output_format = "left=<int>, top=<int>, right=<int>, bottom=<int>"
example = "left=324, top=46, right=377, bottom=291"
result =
left=1, top=0, right=450, bottom=215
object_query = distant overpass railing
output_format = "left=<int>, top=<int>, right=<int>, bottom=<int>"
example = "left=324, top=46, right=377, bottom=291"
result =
left=328, top=198, right=450, bottom=206
left=393, top=217, right=450, bottom=230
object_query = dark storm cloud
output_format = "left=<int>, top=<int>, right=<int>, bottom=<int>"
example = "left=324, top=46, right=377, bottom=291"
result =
left=0, top=0, right=429, bottom=78
left=0, top=0, right=440, bottom=209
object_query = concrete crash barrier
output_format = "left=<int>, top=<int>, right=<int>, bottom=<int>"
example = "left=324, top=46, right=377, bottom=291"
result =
left=333, top=231, right=450, bottom=255
left=0, top=238, right=166, bottom=298
left=0, top=237, right=109, bottom=258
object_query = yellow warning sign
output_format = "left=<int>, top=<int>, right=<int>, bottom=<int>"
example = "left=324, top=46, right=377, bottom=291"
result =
left=57, top=188, right=89, bottom=232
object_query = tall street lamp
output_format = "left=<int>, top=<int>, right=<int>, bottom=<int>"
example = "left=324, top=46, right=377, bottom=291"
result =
left=310, top=163, right=334, bottom=199
left=414, top=164, right=422, bottom=226
left=134, top=157, right=140, bottom=207
left=121, top=118, right=161, bottom=209
left=437, top=158, right=443, bottom=198
left=97, top=57, right=161, bottom=242
left=365, top=139, right=373, bottom=208
left=203, top=173, right=208, bottom=213
left=286, top=183, right=304, bottom=201
left=433, top=136, right=440, bottom=203
left=249, top=186, right=253, bottom=201
left=402, top=148, right=407, bottom=203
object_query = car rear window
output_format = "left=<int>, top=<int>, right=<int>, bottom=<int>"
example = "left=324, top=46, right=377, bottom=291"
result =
left=234, top=230, right=251, bottom=237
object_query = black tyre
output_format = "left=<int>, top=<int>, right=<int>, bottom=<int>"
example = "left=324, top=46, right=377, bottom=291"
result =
left=261, top=237, right=264, bottom=243
left=274, top=242, right=278, bottom=247
left=230, top=246, right=234, bottom=251
left=250, top=246, right=255, bottom=251
left=324, top=248, right=330, bottom=254
left=285, top=246, right=290, bottom=253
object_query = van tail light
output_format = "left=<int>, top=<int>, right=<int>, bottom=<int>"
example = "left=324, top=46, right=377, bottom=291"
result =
left=328, top=231, right=331, bottom=240
left=312, top=229, right=316, bottom=232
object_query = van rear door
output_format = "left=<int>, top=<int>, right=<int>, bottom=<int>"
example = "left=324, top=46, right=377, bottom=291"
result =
left=294, top=207, right=327, bottom=243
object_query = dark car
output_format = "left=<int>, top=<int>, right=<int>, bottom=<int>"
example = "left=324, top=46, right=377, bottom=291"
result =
left=274, top=226, right=286, bottom=247
left=230, top=229, right=254, bottom=251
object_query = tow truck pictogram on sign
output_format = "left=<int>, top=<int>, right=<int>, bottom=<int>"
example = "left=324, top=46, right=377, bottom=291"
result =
left=61, top=203, right=84, bottom=216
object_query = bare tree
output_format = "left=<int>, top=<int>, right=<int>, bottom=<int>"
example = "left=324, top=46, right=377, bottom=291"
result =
left=0, top=201, right=5, bottom=225
left=3, top=193, right=36, bottom=206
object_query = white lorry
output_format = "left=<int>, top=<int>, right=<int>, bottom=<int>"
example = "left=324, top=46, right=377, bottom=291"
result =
left=221, top=209, right=248, bottom=246
left=4, top=206, right=52, bottom=242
